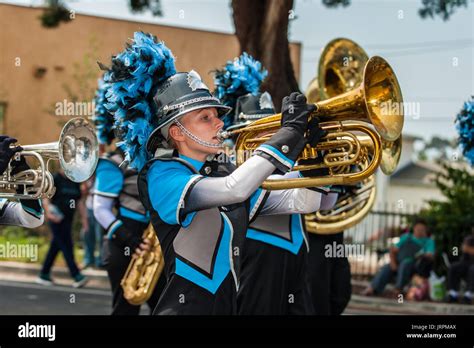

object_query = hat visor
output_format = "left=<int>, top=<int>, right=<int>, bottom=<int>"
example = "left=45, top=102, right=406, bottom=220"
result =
left=227, top=112, right=275, bottom=131
left=146, top=102, right=231, bottom=153
left=226, top=121, right=253, bottom=131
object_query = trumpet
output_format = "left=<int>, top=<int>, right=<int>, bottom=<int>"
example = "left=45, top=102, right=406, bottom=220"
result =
left=0, top=117, right=99, bottom=199
left=218, top=55, right=404, bottom=190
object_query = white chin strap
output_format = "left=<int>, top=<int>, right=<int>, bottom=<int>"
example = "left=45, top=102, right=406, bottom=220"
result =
left=174, top=120, right=223, bottom=149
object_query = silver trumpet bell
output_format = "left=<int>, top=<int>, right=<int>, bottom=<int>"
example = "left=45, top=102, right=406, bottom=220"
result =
left=0, top=117, right=99, bottom=199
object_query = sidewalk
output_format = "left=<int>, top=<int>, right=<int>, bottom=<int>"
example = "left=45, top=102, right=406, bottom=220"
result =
left=347, top=280, right=474, bottom=315
left=0, top=261, right=110, bottom=289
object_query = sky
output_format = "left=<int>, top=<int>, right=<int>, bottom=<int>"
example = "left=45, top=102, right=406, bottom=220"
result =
left=2, top=0, right=474, bottom=141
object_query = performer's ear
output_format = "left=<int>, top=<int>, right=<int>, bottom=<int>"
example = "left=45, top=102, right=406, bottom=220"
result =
left=169, top=124, right=184, bottom=142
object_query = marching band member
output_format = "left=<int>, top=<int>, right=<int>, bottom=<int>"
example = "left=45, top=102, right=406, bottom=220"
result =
left=92, top=75, right=164, bottom=314
left=214, top=54, right=338, bottom=315
left=0, top=135, right=44, bottom=228
left=106, top=32, right=331, bottom=315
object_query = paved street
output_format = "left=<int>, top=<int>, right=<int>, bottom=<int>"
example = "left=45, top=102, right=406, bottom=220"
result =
left=1, top=276, right=471, bottom=315
left=0, top=277, right=377, bottom=315
left=0, top=279, right=112, bottom=315
left=0, top=277, right=158, bottom=315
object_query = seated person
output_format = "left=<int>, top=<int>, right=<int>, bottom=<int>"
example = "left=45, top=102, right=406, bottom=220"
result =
left=447, top=233, right=474, bottom=304
left=363, top=218, right=434, bottom=296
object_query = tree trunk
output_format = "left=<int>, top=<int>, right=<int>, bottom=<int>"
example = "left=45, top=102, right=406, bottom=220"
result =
left=232, top=0, right=300, bottom=110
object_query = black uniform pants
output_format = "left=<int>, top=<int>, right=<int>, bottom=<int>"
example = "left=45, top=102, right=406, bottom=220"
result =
left=152, top=273, right=237, bottom=315
left=307, top=232, right=352, bottom=315
left=101, top=220, right=166, bottom=315
left=237, top=238, right=313, bottom=315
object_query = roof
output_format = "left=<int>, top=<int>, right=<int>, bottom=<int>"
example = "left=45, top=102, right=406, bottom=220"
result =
left=401, top=134, right=423, bottom=142
left=389, top=160, right=442, bottom=187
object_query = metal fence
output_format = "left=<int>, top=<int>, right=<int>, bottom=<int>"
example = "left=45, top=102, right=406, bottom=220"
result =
left=344, top=202, right=422, bottom=279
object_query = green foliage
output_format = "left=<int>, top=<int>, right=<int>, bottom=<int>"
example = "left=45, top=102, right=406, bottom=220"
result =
left=129, top=0, right=163, bottom=16
left=418, top=162, right=474, bottom=273
left=0, top=225, right=47, bottom=263
left=419, top=0, right=469, bottom=21
left=43, top=35, right=101, bottom=128
left=39, top=0, right=72, bottom=28
left=416, top=136, right=457, bottom=161
left=322, top=0, right=468, bottom=20
left=0, top=215, right=85, bottom=265
left=322, top=0, right=350, bottom=8
left=62, top=35, right=101, bottom=104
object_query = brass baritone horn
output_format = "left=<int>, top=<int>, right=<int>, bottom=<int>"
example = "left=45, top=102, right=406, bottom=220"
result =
left=0, top=117, right=99, bottom=199
left=220, top=56, right=404, bottom=190
left=302, top=39, right=403, bottom=234
left=121, top=224, right=165, bottom=305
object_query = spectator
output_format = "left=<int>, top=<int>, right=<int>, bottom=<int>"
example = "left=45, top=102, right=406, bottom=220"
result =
left=363, top=218, right=434, bottom=296
left=447, top=233, right=474, bottom=304
left=36, top=168, right=89, bottom=288
left=81, top=177, right=103, bottom=268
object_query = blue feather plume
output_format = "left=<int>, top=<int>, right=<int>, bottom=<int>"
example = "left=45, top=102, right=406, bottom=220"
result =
left=213, top=52, right=268, bottom=128
left=455, top=96, right=474, bottom=166
left=104, top=31, right=176, bottom=170
left=92, top=74, right=115, bottom=145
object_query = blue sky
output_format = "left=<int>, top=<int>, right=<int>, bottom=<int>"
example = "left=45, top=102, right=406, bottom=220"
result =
left=2, top=0, right=473, bottom=140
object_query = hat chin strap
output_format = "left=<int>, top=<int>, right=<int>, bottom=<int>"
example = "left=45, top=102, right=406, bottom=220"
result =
left=174, top=120, right=223, bottom=149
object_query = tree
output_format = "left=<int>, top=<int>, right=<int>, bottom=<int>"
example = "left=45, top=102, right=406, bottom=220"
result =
left=43, top=35, right=101, bottom=128
left=230, top=0, right=469, bottom=109
left=129, top=0, right=163, bottom=16
left=320, top=0, right=469, bottom=20
left=37, top=0, right=470, bottom=106
left=418, top=162, right=474, bottom=274
left=418, top=0, right=469, bottom=21
left=39, top=0, right=72, bottom=28
left=231, top=0, right=298, bottom=110
left=39, top=0, right=163, bottom=28
left=416, top=136, right=457, bottom=161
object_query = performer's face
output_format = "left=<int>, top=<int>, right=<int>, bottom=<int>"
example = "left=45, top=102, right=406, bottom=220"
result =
left=169, top=107, right=224, bottom=157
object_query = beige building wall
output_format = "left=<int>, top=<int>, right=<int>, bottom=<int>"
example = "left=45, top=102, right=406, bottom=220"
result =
left=386, top=185, right=444, bottom=210
left=0, top=4, right=301, bottom=144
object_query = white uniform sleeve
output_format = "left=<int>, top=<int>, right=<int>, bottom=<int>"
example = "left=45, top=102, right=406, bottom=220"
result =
left=0, top=199, right=44, bottom=228
left=93, top=195, right=117, bottom=230
left=184, top=156, right=332, bottom=216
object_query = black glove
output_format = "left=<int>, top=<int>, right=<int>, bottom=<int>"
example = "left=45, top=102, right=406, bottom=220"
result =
left=0, top=136, right=23, bottom=176
left=110, top=223, right=143, bottom=252
left=298, top=150, right=329, bottom=178
left=330, top=183, right=362, bottom=196
left=257, top=93, right=314, bottom=173
left=281, top=92, right=316, bottom=135
left=11, top=154, right=29, bottom=176
left=306, top=116, right=327, bottom=147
